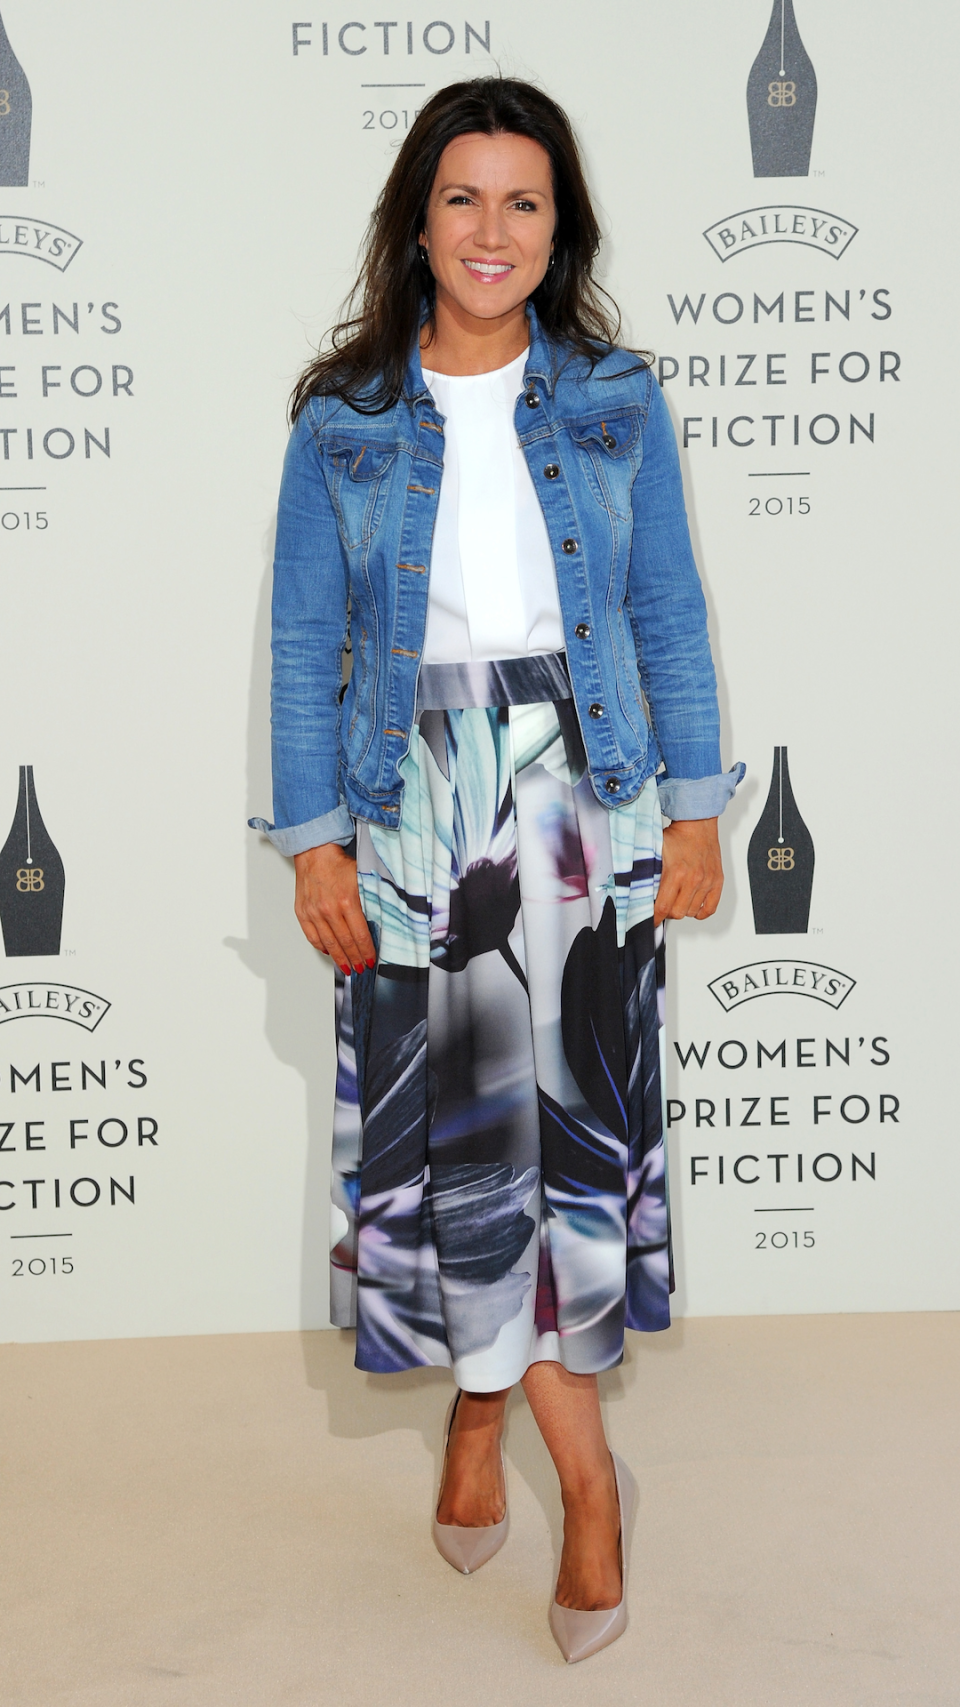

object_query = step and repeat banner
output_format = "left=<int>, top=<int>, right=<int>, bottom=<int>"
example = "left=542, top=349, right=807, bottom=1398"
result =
left=1, top=1, right=956, bottom=1341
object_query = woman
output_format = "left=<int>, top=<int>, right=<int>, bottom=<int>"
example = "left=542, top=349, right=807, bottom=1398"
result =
left=252, top=77, right=741, bottom=1662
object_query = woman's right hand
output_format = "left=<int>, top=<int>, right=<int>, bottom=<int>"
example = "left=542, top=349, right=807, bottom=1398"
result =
left=293, top=843, right=376, bottom=975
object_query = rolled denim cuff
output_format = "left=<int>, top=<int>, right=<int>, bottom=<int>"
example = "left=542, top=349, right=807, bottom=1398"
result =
left=657, top=762, right=745, bottom=821
left=247, top=803, right=355, bottom=855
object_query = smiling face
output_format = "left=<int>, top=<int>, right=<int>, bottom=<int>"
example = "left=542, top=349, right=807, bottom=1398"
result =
left=420, top=131, right=556, bottom=334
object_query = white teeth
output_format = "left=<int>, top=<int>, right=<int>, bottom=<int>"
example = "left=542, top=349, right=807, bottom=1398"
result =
left=465, top=262, right=512, bottom=275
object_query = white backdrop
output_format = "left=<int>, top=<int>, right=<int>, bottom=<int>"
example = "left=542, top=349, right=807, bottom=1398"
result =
left=1, top=0, right=956, bottom=1342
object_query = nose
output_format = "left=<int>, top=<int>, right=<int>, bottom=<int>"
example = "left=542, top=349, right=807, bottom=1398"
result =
left=472, top=199, right=509, bottom=252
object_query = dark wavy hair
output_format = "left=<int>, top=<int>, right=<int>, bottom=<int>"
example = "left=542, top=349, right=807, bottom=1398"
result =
left=291, top=76, right=640, bottom=418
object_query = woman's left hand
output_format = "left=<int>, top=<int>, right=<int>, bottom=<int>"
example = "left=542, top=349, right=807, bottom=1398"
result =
left=654, top=818, right=723, bottom=925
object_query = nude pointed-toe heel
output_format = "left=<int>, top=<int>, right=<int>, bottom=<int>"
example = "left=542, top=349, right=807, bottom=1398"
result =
left=432, top=1392, right=509, bottom=1575
left=548, top=1452, right=636, bottom=1664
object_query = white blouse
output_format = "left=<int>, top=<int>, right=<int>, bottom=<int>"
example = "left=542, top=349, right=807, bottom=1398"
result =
left=420, top=348, right=564, bottom=663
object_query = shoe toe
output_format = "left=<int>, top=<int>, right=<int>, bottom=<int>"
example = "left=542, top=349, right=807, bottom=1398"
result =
left=548, top=1601, right=626, bottom=1663
left=432, top=1515, right=508, bottom=1575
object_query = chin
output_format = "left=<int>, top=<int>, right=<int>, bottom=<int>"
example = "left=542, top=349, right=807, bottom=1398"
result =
left=462, top=290, right=527, bottom=319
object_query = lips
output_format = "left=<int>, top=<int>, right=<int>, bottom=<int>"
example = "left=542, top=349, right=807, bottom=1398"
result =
left=461, top=259, right=514, bottom=281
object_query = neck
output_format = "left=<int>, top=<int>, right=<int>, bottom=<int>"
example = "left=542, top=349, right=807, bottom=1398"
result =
left=420, top=291, right=530, bottom=375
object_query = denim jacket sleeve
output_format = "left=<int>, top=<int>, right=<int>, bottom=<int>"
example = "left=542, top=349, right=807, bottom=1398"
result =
left=247, top=403, right=356, bottom=855
left=628, top=375, right=743, bottom=820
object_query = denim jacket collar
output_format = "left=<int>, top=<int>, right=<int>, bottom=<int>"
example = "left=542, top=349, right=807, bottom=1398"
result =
left=403, top=299, right=556, bottom=406
left=521, top=301, right=556, bottom=396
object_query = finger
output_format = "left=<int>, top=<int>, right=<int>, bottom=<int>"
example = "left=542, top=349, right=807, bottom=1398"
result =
left=325, top=900, right=376, bottom=973
left=656, top=893, right=690, bottom=924
left=653, top=872, right=683, bottom=924
left=316, top=931, right=353, bottom=974
left=693, top=884, right=723, bottom=920
left=662, top=878, right=701, bottom=918
left=665, top=885, right=704, bottom=920
left=321, top=919, right=358, bottom=972
left=340, top=898, right=376, bottom=967
left=309, top=863, right=374, bottom=967
left=294, top=910, right=325, bottom=953
left=674, top=870, right=714, bottom=914
left=654, top=889, right=681, bottom=925
left=299, top=908, right=353, bottom=972
left=321, top=899, right=372, bottom=971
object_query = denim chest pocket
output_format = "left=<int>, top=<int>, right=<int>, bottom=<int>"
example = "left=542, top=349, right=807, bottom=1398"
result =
left=325, top=436, right=400, bottom=549
left=567, top=410, right=642, bottom=522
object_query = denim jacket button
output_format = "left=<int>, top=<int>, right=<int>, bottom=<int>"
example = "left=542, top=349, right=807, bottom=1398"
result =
left=604, top=777, right=621, bottom=793
left=574, top=622, right=591, bottom=638
left=602, top=433, right=616, bottom=449
left=588, top=702, right=604, bottom=718
left=544, top=463, right=560, bottom=479
left=525, top=391, right=541, bottom=409
left=562, top=537, right=578, bottom=554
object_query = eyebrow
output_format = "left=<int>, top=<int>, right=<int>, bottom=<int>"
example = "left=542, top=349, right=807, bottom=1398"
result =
left=435, top=182, right=548, bottom=198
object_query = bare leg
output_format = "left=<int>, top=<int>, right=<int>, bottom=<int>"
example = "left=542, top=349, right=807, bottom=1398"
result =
left=521, top=1361, right=622, bottom=1610
left=436, top=1388, right=508, bottom=1527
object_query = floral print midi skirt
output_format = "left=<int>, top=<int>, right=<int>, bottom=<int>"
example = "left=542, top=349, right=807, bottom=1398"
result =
left=330, top=652, right=670, bottom=1391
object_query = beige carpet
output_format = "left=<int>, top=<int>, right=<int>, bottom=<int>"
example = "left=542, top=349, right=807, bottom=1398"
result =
left=3, top=1314, right=958, bottom=1706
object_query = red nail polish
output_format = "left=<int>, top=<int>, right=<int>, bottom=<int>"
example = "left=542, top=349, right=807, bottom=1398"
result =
left=340, top=963, right=351, bottom=975
left=366, top=956, right=376, bottom=969
left=354, top=962, right=364, bottom=975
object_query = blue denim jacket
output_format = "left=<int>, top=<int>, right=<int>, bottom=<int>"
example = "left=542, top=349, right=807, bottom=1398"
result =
left=252, top=305, right=742, bottom=853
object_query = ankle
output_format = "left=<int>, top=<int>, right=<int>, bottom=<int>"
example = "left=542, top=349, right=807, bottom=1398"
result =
left=453, top=1390, right=508, bottom=1436
left=559, top=1453, right=617, bottom=1508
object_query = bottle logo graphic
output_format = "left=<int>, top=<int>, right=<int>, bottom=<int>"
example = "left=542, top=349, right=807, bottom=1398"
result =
left=747, top=747, right=815, bottom=934
left=0, top=7, right=31, bottom=188
left=0, top=767, right=65, bottom=956
left=747, top=0, right=817, bottom=177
